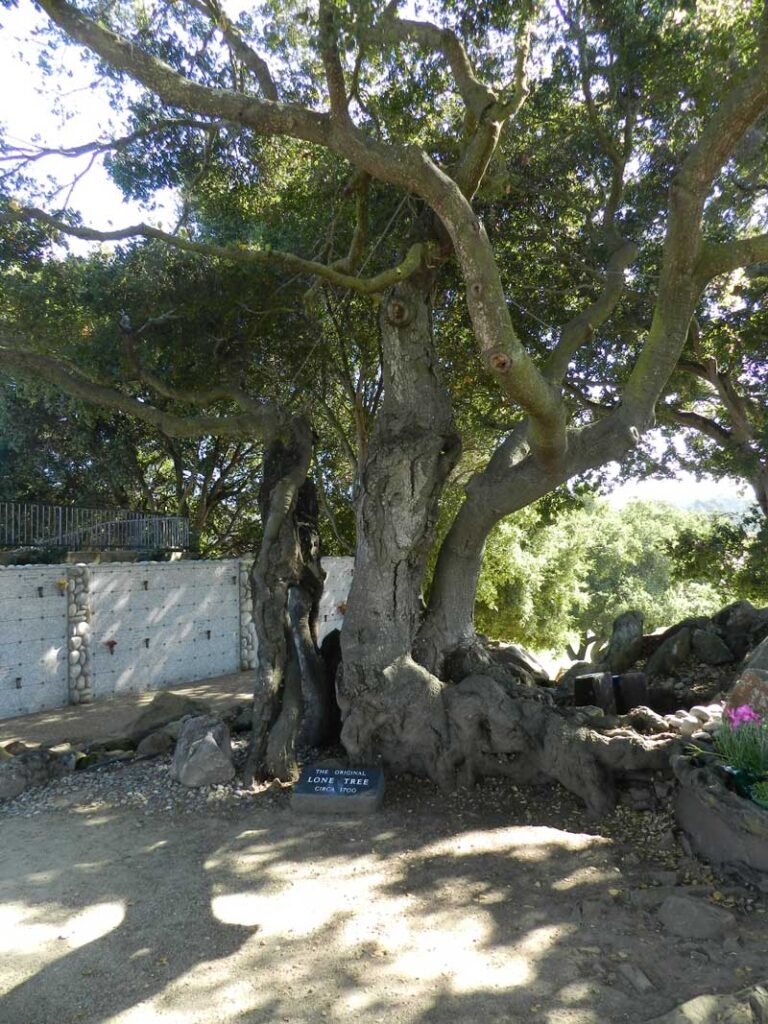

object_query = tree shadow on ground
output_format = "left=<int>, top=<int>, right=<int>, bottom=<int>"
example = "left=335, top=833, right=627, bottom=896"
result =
left=1, top=775, right=766, bottom=1024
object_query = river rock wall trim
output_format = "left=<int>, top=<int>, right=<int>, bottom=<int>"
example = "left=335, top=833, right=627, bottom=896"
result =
left=66, top=564, right=93, bottom=706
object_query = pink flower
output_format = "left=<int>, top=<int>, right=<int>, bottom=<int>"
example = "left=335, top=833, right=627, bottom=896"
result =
left=725, top=704, right=763, bottom=728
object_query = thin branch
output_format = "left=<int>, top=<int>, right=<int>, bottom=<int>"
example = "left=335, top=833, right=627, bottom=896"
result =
left=184, top=0, right=278, bottom=100
left=377, top=6, right=495, bottom=118
left=544, top=238, right=638, bottom=384
left=0, top=119, right=223, bottom=177
left=36, top=0, right=330, bottom=146
left=662, top=404, right=733, bottom=444
left=1, top=205, right=430, bottom=295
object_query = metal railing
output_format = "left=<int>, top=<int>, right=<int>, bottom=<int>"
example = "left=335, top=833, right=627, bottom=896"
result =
left=0, top=501, right=189, bottom=551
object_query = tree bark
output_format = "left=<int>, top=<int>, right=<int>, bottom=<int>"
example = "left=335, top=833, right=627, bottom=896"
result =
left=337, top=277, right=461, bottom=777
left=243, top=417, right=333, bottom=784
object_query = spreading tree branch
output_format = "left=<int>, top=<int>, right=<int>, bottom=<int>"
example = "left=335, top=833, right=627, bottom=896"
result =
left=697, top=232, right=768, bottom=281
left=34, top=0, right=565, bottom=464
left=1, top=204, right=428, bottom=295
left=0, top=335, right=282, bottom=440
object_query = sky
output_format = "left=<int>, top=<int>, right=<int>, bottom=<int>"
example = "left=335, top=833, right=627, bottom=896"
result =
left=0, top=3, right=753, bottom=516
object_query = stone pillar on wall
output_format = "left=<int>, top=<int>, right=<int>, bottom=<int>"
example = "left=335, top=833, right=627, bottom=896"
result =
left=239, top=560, right=257, bottom=671
left=67, top=564, right=94, bottom=705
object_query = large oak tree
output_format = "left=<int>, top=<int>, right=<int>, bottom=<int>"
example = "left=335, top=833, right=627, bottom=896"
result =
left=2, top=0, right=768, bottom=811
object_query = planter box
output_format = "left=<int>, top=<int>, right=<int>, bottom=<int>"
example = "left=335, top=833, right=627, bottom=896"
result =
left=672, top=753, right=768, bottom=892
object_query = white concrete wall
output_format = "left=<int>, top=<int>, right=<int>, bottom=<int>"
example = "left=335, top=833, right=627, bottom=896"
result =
left=0, top=556, right=354, bottom=719
left=89, top=560, right=241, bottom=699
left=0, top=566, right=69, bottom=718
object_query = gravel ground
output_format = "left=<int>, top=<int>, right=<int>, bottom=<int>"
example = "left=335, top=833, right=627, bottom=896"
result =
left=0, top=735, right=280, bottom=819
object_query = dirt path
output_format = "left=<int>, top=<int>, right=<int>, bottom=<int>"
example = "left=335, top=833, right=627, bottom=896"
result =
left=2, top=775, right=767, bottom=1024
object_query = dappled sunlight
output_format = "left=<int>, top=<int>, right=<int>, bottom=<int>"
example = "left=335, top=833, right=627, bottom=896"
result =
left=3, top=796, right=736, bottom=1024
left=0, top=899, right=125, bottom=993
left=416, top=825, right=608, bottom=863
left=551, top=865, right=616, bottom=891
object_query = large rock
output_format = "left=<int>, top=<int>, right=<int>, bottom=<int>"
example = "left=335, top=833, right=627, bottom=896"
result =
left=488, top=641, right=550, bottom=683
left=672, top=754, right=768, bottom=892
left=647, top=984, right=768, bottom=1024
left=745, top=635, right=768, bottom=674
left=0, top=749, right=76, bottom=802
left=136, top=730, right=175, bottom=758
left=657, top=893, right=737, bottom=940
left=726, top=668, right=768, bottom=718
left=691, top=628, right=735, bottom=666
left=646, top=627, right=692, bottom=678
left=605, top=610, right=644, bottom=672
left=127, top=692, right=211, bottom=743
left=714, top=601, right=768, bottom=660
left=171, top=715, right=235, bottom=788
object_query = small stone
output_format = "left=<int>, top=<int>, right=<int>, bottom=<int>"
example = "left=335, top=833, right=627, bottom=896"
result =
left=690, top=730, right=712, bottom=744
left=678, top=715, right=701, bottom=738
left=688, top=706, right=711, bottom=723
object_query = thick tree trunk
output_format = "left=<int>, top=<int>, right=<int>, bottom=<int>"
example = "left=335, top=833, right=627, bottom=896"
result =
left=243, top=417, right=334, bottom=784
left=338, top=277, right=461, bottom=778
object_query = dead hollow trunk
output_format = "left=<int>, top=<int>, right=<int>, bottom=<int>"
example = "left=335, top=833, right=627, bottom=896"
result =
left=243, top=417, right=337, bottom=785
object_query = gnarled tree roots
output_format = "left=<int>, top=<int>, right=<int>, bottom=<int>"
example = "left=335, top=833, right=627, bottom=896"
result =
left=341, top=658, right=678, bottom=817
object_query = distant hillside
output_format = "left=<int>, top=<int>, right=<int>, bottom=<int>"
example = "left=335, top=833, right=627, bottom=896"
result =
left=686, top=495, right=752, bottom=517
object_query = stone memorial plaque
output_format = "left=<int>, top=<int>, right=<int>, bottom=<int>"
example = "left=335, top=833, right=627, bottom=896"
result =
left=292, top=765, right=385, bottom=815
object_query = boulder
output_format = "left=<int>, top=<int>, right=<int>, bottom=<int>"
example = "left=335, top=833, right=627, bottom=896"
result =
left=558, top=660, right=596, bottom=686
left=714, top=601, right=768, bottom=660
left=646, top=627, right=692, bottom=678
left=745, top=635, right=768, bottom=674
left=605, top=610, right=644, bottom=673
left=646, top=984, right=768, bottom=1024
left=691, top=628, right=735, bottom=666
left=657, top=893, right=736, bottom=941
left=726, top=668, right=768, bottom=718
left=171, top=715, right=235, bottom=788
left=488, top=642, right=550, bottom=683
left=0, top=749, right=76, bottom=802
left=127, top=692, right=211, bottom=743
left=672, top=754, right=768, bottom=892
left=136, top=730, right=175, bottom=758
